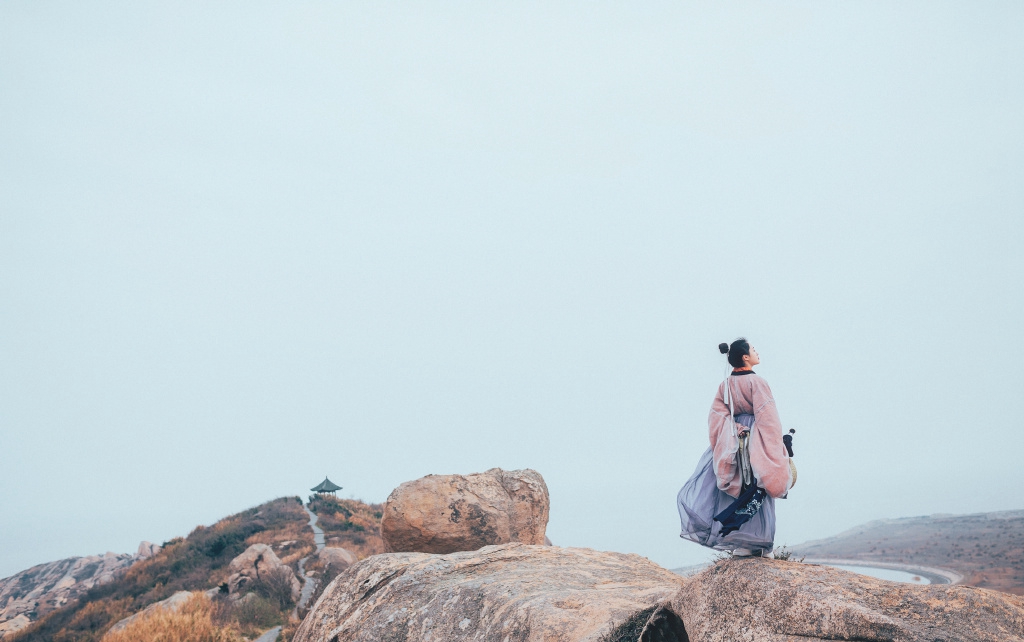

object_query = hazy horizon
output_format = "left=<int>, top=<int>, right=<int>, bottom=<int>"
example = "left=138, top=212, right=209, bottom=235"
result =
left=2, top=2, right=1023, bottom=579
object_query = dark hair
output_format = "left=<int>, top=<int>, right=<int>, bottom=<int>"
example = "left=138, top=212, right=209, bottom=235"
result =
left=718, top=338, right=751, bottom=368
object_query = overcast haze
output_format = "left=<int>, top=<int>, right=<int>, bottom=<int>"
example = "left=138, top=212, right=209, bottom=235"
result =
left=2, top=2, right=1023, bottom=579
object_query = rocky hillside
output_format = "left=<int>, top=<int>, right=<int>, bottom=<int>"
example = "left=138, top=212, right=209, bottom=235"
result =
left=792, top=509, right=1024, bottom=595
left=0, top=546, right=157, bottom=638
left=4, top=497, right=327, bottom=642
left=6, top=499, right=307, bottom=638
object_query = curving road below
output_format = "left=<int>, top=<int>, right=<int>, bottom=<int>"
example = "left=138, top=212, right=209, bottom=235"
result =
left=802, top=558, right=962, bottom=585
left=672, top=558, right=962, bottom=586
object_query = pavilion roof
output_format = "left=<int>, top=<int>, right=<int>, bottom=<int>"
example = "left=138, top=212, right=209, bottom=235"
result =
left=311, top=477, right=342, bottom=492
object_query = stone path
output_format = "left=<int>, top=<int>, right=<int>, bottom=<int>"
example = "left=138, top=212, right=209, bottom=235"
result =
left=253, top=625, right=282, bottom=642
left=305, top=504, right=326, bottom=551
left=292, top=504, right=326, bottom=618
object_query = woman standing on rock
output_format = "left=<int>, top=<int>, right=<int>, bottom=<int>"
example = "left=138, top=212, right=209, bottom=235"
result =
left=677, top=338, right=794, bottom=557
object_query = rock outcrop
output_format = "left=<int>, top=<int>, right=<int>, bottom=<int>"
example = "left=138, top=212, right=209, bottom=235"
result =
left=672, top=558, right=1024, bottom=641
left=381, top=468, right=550, bottom=554
left=0, top=551, right=136, bottom=637
left=316, top=546, right=357, bottom=571
left=296, top=547, right=1024, bottom=642
left=135, top=541, right=162, bottom=561
left=106, top=590, right=193, bottom=633
left=228, top=543, right=301, bottom=602
left=0, top=616, right=30, bottom=639
left=294, top=542, right=686, bottom=642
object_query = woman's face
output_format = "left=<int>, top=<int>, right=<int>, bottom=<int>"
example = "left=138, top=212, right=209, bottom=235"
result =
left=743, top=347, right=760, bottom=367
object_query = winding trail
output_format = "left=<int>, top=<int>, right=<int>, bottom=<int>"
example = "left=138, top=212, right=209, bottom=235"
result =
left=253, top=625, right=282, bottom=642
left=292, top=504, right=326, bottom=619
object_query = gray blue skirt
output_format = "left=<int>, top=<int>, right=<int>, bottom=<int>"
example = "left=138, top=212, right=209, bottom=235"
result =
left=677, top=413, right=776, bottom=552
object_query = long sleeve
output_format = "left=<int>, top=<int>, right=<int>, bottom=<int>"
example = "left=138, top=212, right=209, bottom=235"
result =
left=708, top=381, right=742, bottom=498
left=748, top=377, right=792, bottom=499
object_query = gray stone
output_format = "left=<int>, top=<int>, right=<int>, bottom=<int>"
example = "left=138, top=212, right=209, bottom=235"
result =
left=134, top=541, right=161, bottom=560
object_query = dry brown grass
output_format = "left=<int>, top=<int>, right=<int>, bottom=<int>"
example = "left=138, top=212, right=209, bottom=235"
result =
left=245, top=520, right=314, bottom=550
left=102, top=593, right=240, bottom=642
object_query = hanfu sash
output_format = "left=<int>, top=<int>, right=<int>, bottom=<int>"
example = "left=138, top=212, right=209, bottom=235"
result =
left=712, top=387, right=767, bottom=536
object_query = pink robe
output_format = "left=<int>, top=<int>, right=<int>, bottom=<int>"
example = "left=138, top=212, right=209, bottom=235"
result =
left=708, top=372, right=792, bottom=499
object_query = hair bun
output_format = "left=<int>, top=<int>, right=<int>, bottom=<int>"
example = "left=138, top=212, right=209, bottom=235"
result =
left=718, top=342, right=729, bottom=354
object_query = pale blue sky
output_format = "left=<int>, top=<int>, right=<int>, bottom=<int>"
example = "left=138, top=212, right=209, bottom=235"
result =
left=2, top=2, right=1023, bottom=578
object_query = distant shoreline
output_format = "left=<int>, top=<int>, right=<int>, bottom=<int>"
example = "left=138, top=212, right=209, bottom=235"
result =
left=802, top=558, right=963, bottom=585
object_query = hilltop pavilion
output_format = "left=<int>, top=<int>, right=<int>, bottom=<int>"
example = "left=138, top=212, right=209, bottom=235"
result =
left=311, top=476, right=342, bottom=496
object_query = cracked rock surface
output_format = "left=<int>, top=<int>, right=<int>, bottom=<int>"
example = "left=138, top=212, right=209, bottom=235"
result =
left=672, top=557, right=1024, bottom=642
left=295, top=547, right=1024, bottom=642
left=293, top=543, right=686, bottom=642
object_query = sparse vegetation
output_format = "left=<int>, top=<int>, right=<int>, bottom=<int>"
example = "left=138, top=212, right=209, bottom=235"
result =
left=103, top=593, right=239, bottom=642
left=773, top=546, right=803, bottom=562
left=10, top=497, right=311, bottom=642
left=251, top=567, right=297, bottom=611
left=224, top=595, right=283, bottom=633
left=306, top=494, right=385, bottom=559
left=8, top=494, right=387, bottom=641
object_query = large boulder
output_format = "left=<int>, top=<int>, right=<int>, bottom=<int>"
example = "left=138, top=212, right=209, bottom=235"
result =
left=293, top=543, right=686, bottom=642
left=316, top=546, right=357, bottom=571
left=294, top=546, right=1024, bottom=641
left=382, top=468, right=550, bottom=554
left=227, top=543, right=301, bottom=603
left=672, top=558, right=1024, bottom=641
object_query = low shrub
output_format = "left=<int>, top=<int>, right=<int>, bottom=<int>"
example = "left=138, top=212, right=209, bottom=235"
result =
left=231, top=595, right=282, bottom=631
left=252, top=567, right=296, bottom=611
